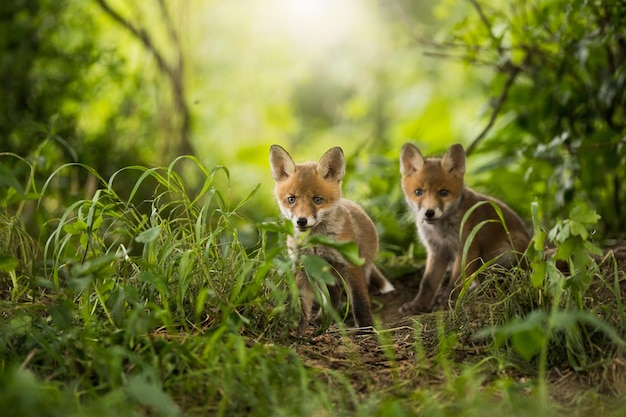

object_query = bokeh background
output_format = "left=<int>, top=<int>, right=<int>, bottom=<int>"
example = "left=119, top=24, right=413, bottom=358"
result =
left=2, top=0, right=625, bottom=250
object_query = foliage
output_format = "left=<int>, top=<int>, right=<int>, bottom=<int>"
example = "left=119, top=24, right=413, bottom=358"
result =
left=432, top=0, right=626, bottom=236
left=0, top=158, right=328, bottom=415
left=473, top=201, right=625, bottom=409
left=0, top=152, right=625, bottom=415
left=1, top=0, right=626, bottom=416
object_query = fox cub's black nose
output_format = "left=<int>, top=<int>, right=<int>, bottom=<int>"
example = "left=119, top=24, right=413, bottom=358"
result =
left=424, top=209, right=435, bottom=219
left=297, top=217, right=308, bottom=227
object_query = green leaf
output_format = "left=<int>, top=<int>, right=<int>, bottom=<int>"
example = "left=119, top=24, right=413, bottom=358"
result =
left=569, top=221, right=588, bottom=239
left=584, top=241, right=603, bottom=256
left=257, top=221, right=293, bottom=235
left=533, top=229, right=546, bottom=253
left=137, top=271, right=169, bottom=296
left=135, top=226, right=161, bottom=243
left=484, top=310, right=548, bottom=360
left=69, top=253, right=118, bottom=289
left=306, top=234, right=365, bottom=266
left=126, top=374, right=180, bottom=416
left=569, top=204, right=600, bottom=225
left=49, top=300, right=75, bottom=331
left=555, top=237, right=576, bottom=260
left=572, top=243, right=594, bottom=270
left=92, top=213, right=104, bottom=231
left=63, top=221, right=88, bottom=235
left=530, top=260, right=546, bottom=288
left=566, top=312, right=626, bottom=348
left=111, top=287, right=130, bottom=326
left=302, top=254, right=336, bottom=285
left=555, top=223, right=571, bottom=242
left=549, top=311, right=578, bottom=330
left=547, top=224, right=560, bottom=242
left=512, top=327, right=545, bottom=361
left=549, top=311, right=626, bottom=348
left=0, top=162, right=24, bottom=194
left=9, top=315, right=32, bottom=336
left=0, top=254, right=19, bottom=272
left=11, top=192, right=40, bottom=205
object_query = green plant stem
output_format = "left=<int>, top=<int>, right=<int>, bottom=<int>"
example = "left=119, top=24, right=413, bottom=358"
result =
left=538, top=274, right=565, bottom=412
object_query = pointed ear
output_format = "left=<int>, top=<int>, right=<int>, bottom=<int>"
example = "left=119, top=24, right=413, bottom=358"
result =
left=317, top=147, right=345, bottom=182
left=400, top=143, right=425, bottom=176
left=269, top=145, right=296, bottom=182
left=441, top=144, right=466, bottom=176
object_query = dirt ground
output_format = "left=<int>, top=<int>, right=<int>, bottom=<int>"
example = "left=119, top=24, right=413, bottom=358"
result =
left=291, top=245, right=626, bottom=411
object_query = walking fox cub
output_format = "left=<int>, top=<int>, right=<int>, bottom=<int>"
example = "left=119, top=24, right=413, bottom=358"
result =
left=399, top=143, right=531, bottom=314
left=270, top=145, right=394, bottom=332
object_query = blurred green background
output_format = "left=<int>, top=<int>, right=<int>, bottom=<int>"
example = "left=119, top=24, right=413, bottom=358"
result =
left=2, top=0, right=625, bottom=251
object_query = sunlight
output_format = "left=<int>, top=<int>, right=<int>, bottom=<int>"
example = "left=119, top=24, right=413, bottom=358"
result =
left=272, top=0, right=368, bottom=50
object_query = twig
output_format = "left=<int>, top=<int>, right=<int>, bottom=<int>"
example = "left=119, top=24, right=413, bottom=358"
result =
left=466, top=64, right=522, bottom=156
left=390, top=0, right=427, bottom=43
left=94, top=0, right=171, bottom=79
left=19, top=348, right=38, bottom=371
left=392, top=0, right=525, bottom=155
left=467, top=0, right=499, bottom=47
left=423, top=50, right=500, bottom=69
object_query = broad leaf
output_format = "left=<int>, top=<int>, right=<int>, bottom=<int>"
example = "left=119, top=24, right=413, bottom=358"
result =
left=0, top=254, right=19, bottom=272
left=306, top=234, right=365, bottom=266
left=135, top=226, right=161, bottom=243
left=302, top=254, right=336, bottom=285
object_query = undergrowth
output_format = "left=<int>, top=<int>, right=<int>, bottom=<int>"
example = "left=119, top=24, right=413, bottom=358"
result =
left=1, top=155, right=625, bottom=416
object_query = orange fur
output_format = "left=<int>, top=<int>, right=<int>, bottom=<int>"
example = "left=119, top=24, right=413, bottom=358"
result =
left=270, top=145, right=394, bottom=332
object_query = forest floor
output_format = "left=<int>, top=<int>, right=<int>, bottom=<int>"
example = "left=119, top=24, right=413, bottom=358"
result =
left=291, top=245, right=626, bottom=414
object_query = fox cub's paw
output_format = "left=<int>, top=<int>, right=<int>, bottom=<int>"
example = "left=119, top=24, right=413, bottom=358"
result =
left=376, top=280, right=395, bottom=295
left=399, top=301, right=431, bottom=315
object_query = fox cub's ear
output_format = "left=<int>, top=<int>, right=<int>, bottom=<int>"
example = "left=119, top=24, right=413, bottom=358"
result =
left=441, top=144, right=465, bottom=176
left=269, top=145, right=296, bottom=181
left=400, top=143, right=425, bottom=176
left=318, top=147, right=345, bottom=183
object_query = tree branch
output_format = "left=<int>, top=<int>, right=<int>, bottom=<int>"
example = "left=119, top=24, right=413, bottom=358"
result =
left=94, top=0, right=171, bottom=78
left=467, top=0, right=499, bottom=47
left=392, top=0, right=525, bottom=155
left=94, top=0, right=193, bottom=157
left=466, top=64, right=522, bottom=156
left=423, top=50, right=500, bottom=69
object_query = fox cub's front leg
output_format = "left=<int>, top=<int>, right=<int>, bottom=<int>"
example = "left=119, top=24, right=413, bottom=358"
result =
left=400, top=251, right=448, bottom=313
left=296, top=270, right=315, bottom=334
left=341, top=264, right=374, bottom=328
left=297, top=265, right=374, bottom=332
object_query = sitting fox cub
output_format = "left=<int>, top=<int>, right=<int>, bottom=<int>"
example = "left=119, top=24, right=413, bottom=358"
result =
left=270, top=145, right=394, bottom=332
left=399, top=143, right=531, bottom=314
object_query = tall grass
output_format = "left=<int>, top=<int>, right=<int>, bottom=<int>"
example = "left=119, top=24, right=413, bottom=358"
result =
left=454, top=201, right=626, bottom=412
left=1, top=156, right=625, bottom=416
left=1, top=157, right=364, bottom=416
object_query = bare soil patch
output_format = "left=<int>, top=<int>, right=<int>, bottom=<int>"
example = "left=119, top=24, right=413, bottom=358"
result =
left=291, top=244, right=626, bottom=412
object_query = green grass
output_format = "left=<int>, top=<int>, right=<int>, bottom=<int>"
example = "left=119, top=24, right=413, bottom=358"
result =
left=1, top=157, right=625, bottom=416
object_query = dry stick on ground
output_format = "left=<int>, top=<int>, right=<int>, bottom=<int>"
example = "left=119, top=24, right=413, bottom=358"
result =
left=94, top=0, right=193, bottom=157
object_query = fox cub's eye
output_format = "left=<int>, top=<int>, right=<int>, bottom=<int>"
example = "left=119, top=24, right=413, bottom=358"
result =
left=312, top=196, right=324, bottom=205
left=414, top=189, right=423, bottom=196
left=439, top=189, right=449, bottom=197
left=287, top=196, right=296, bottom=204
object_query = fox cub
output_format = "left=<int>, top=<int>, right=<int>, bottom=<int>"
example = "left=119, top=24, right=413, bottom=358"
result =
left=399, top=143, right=531, bottom=314
left=270, top=145, right=394, bottom=332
